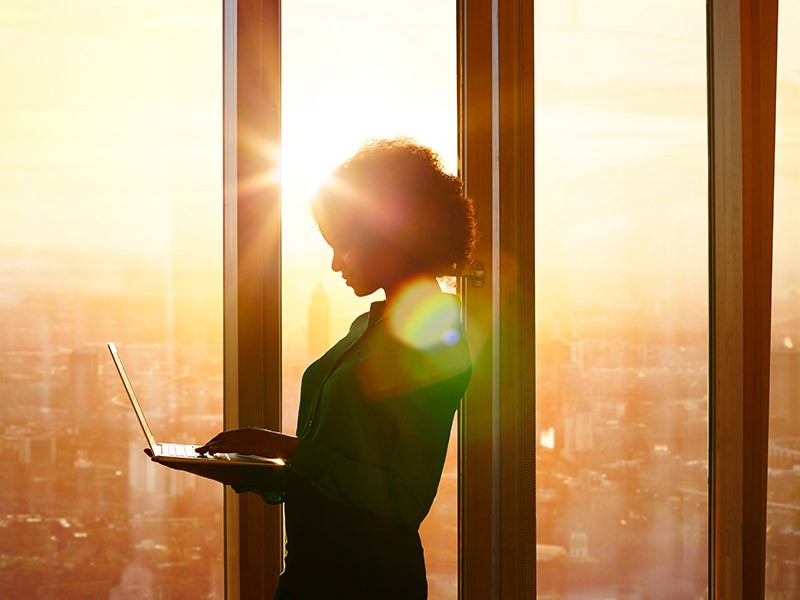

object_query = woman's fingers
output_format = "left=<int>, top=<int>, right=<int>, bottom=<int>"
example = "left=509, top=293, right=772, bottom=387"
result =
left=197, top=430, right=238, bottom=450
left=196, top=431, right=236, bottom=453
left=196, top=427, right=268, bottom=455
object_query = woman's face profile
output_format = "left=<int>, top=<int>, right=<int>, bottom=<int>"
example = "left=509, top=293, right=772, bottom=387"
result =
left=318, top=216, right=407, bottom=298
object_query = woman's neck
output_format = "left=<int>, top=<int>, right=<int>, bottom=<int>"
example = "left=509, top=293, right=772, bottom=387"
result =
left=383, top=275, right=440, bottom=305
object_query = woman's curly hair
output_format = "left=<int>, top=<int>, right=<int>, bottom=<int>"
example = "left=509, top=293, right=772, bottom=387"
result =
left=311, top=138, right=478, bottom=277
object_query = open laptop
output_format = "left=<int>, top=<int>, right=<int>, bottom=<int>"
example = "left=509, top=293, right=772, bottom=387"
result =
left=107, top=342, right=283, bottom=469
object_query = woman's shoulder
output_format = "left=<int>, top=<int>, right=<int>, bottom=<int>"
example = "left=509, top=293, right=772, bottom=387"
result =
left=369, top=292, right=470, bottom=374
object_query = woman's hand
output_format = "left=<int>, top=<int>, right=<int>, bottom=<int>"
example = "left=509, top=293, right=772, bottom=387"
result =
left=195, top=426, right=300, bottom=461
left=143, top=448, right=248, bottom=487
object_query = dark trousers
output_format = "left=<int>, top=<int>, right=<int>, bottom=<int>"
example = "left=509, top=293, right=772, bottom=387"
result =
left=274, top=473, right=427, bottom=599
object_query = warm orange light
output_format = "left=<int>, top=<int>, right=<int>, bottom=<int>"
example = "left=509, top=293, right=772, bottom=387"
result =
left=238, top=136, right=282, bottom=195
left=540, top=427, right=555, bottom=449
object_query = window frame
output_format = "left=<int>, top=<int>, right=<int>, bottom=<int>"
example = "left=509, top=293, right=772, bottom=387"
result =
left=459, top=0, right=536, bottom=598
left=223, top=0, right=783, bottom=598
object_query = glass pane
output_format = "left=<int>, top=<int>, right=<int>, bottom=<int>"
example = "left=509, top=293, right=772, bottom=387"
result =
left=282, top=2, right=458, bottom=597
left=534, top=2, right=709, bottom=598
left=766, top=3, right=800, bottom=596
left=0, top=2, right=223, bottom=598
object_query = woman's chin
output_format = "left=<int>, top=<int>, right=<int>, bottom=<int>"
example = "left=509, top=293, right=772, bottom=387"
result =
left=348, top=282, right=379, bottom=297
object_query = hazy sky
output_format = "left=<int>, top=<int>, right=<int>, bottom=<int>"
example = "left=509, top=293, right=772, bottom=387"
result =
left=0, top=1, right=222, bottom=268
left=0, top=0, right=797, bottom=290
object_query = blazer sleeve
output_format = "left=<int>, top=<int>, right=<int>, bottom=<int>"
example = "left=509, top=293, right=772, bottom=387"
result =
left=230, top=465, right=288, bottom=505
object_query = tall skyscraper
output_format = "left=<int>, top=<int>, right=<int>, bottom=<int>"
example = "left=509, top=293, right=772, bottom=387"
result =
left=307, top=284, right=330, bottom=359
left=69, top=346, right=100, bottom=429
left=19, top=434, right=56, bottom=464
left=127, top=441, right=196, bottom=499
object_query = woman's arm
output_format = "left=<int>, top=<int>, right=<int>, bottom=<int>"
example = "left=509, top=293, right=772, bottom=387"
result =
left=288, top=372, right=467, bottom=529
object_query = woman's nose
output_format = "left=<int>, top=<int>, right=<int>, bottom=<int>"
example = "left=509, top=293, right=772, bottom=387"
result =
left=331, top=251, right=343, bottom=273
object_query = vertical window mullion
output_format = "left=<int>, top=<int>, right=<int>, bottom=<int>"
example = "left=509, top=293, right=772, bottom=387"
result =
left=708, top=1, right=778, bottom=598
left=460, top=0, right=535, bottom=597
left=495, top=0, right=536, bottom=596
left=459, top=0, right=496, bottom=596
left=224, top=1, right=283, bottom=598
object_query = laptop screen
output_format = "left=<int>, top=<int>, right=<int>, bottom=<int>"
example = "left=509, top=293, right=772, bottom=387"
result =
left=107, top=342, right=158, bottom=451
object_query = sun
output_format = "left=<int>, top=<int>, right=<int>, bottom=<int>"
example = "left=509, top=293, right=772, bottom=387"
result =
left=279, top=134, right=356, bottom=261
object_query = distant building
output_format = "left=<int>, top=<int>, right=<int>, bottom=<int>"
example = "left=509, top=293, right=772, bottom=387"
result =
left=307, top=284, right=330, bottom=359
left=69, top=346, right=101, bottom=428
left=1, top=427, right=56, bottom=464
left=20, top=434, right=56, bottom=464
left=563, top=410, right=595, bottom=460
left=770, top=347, right=800, bottom=439
left=569, top=529, right=590, bottom=561
left=127, top=442, right=195, bottom=499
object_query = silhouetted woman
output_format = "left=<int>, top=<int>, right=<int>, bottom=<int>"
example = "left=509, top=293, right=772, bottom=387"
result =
left=196, top=138, right=477, bottom=599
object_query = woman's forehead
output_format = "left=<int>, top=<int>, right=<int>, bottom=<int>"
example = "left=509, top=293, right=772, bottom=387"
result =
left=316, top=209, right=358, bottom=243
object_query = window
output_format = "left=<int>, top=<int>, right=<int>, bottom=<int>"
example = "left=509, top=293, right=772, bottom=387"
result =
left=0, top=2, right=224, bottom=598
left=462, top=0, right=782, bottom=597
left=281, top=2, right=459, bottom=596
left=533, top=2, right=709, bottom=597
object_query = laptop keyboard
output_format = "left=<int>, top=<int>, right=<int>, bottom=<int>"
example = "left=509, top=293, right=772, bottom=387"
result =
left=160, top=443, right=198, bottom=458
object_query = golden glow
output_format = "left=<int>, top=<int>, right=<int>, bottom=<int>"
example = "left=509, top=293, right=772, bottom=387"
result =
left=540, top=427, right=556, bottom=449
left=0, top=2, right=223, bottom=261
left=386, top=278, right=462, bottom=350
left=239, top=138, right=282, bottom=195
left=280, top=0, right=457, bottom=274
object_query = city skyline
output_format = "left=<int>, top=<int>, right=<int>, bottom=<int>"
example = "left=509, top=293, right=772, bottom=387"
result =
left=4, top=276, right=799, bottom=598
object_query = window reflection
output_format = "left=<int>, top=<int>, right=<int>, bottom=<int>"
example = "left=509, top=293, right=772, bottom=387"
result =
left=0, top=2, right=223, bottom=597
left=534, top=2, right=709, bottom=597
